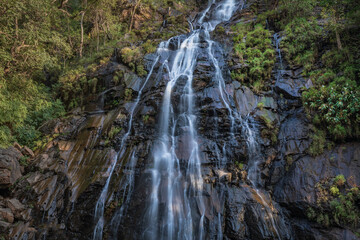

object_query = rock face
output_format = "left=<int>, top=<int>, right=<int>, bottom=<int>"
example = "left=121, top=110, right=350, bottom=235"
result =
left=0, top=1, right=359, bottom=240
left=0, top=147, right=22, bottom=189
left=274, top=142, right=360, bottom=215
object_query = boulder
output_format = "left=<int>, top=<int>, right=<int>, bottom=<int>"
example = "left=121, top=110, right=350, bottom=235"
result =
left=22, top=146, right=34, bottom=158
left=6, top=198, right=25, bottom=219
left=274, top=69, right=307, bottom=99
left=0, top=147, right=22, bottom=189
left=0, top=208, right=14, bottom=223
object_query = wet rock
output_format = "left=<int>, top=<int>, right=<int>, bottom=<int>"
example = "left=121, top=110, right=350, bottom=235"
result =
left=233, top=86, right=257, bottom=116
left=292, top=219, right=360, bottom=240
left=274, top=69, right=307, bottom=99
left=9, top=221, right=33, bottom=240
left=277, top=109, right=310, bottom=156
left=0, top=147, right=22, bottom=189
left=0, top=220, right=10, bottom=231
left=258, top=96, right=277, bottom=110
left=215, top=169, right=232, bottom=182
left=0, top=207, right=14, bottom=223
left=6, top=198, right=25, bottom=219
left=224, top=186, right=248, bottom=239
left=274, top=142, right=360, bottom=217
left=254, top=108, right=279, bottom=125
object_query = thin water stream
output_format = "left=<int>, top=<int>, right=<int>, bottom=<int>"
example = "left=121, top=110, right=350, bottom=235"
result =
left=242, top=117, right=281, bottom=239
left=92, top=56, right=159, bottom=240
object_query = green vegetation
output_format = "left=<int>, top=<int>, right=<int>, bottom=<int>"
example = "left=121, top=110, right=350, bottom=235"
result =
left=308, top=128, right=326, bottom=156
left=281, top=18, right=321, bottom=75
left=124, top=89, right=133, bottom=101
left=334, top=174, right=346, bottom=186
left=108, top=126, right=122, bottom=139
left=142, top=115, right=150, bottom=123
left=285, top=155, right=293, bottom=171
left=262, top=0, right=360, bottom=142
left=307, top=175, right=360, bottom=232
left=259, top=115, right=278, bottom=145
left=0, top=0, right=194, bottom=149
left=303, top=81, right=360, bottom=141
left=235, top=161, right=244, bottom=170
left=230, top=23, right=275, bottom=93
left=237, top=0, right=360, bottom=145
left=19, top=156, right=29, bottom=167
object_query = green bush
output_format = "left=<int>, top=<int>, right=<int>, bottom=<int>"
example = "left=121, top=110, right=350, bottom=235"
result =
left=0, top=126, right=14, bottom=148
left=0, top=78, right=65, bottom=148
left=281, top=18, right=321, bottom=75
left=334, top=175, right=346, bottom=187
left=308, top=175, right=360, bottom=230
left=303, top=81, right=360, bottom=141
left=108, top=126, right=122, bottom=140
left=330, top=186, right=340, bottom=196
left=308, top=129, right=326, bottom=156
left=231, top=23, right=275, bottom=92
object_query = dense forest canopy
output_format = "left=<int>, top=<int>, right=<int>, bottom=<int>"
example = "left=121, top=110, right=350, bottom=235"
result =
left=0, top=0, right=359, bottom=151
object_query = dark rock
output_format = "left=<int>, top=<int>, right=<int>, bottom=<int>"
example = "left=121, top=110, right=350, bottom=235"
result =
left=274, top=142, right=360, bottom=216
left=0, top=207, right=14, bottom=223
left=274, top=69, right=307, bottom=99
left=5, top=198, right=25, bottom=219
left=0, top=147, right=22, bottom=189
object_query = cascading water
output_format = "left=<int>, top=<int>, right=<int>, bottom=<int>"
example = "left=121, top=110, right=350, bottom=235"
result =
left=242, top=117, right=282, bottom=239
left=92, top=56, right=159, bottom=240
left=273, top=32, right=284, bottom=83
left=143, top=1, right=241, bottom=239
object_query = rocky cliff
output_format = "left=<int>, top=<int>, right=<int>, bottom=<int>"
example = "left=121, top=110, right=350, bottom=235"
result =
left=0, top=0, right=359, bottom=240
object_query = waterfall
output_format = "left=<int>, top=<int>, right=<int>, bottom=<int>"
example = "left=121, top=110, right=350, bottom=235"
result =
left=143, top=1, right=240, bottom=239
left=92, top=1, right=285, bottom=239
left=92, top=56, right=159, bottom=240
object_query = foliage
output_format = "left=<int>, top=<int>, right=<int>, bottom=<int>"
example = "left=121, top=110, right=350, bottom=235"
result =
left=0, top=0, right=194, bottom=149
left=230, top=23, right=275, bottom=92
left=285, top=155, right=294, bottom=171
left=142, top=115, right=150, bottom=123
left=108, top=126, right=122, bottom=139
left=308, top=175, right=360, bottom=231
left=259, top=115, right=278, bottom=145
left=124, top=89, right=133, bottom=101
left=266, top=0, right=360, bottom=143
left=19, top=156, right=29, bottom=167
left=334, top=174, right=346, bottom=186
left=235, top=161, right=244, bottom=170
left=308, top=128, right=326, bottom=156
left=280, top=18, right=321, bottom=75
left=303, top=80, right=360, bottom=141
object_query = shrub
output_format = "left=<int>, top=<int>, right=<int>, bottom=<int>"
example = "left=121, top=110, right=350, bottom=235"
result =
left=231, top=23, right=275, bottom=92
left=281, top=18, right=321, bottom=75
left=330, top=186, right=340, bottom=196
left=308, top=175, right=360, bottom=230
left=308, top=129, right=326, bottom=156
left=108, top=126, right=122, bottom=139
left=124, top=89, right=133, bottom=101
left=120, top=47, right=142, bottom=71
left=303, top=81, right=360, bottom=141
left=334, top=175, right=346, bottom=187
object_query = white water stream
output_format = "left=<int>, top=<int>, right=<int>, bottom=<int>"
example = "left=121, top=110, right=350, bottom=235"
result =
left=144, top=1, right=239, bottom=239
